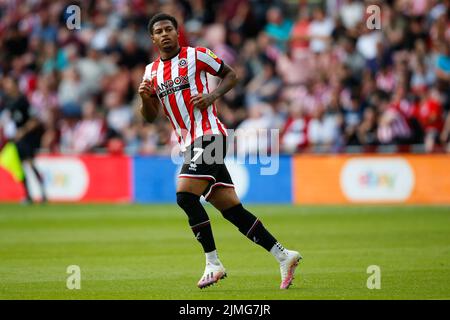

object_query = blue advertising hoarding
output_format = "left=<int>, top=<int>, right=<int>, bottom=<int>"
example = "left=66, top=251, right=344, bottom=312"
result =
left=133, top=155, right=292, bottom=203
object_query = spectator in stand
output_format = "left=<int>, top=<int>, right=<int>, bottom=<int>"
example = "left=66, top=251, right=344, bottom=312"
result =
left=308, top=6, right=334, bottom=54
left=61, top=99, right=106, bottom=154
left=413, top=87, right=445, bottom=152
left=236, top=103, right=274, bottom=156
left=342, top=92, right=363, bottom=145
left=280, top=103, right=309, bottom=154
left=377, top=91, right=413, bottom=146
left=104, top=91, right=133, bottom=139
left=340, top=36, right=366, bottom=81
left=376, top=64, right=396, bottom=93
left=264, top=6, right=293, bottom=53
left=57, top=66, right=89, bottom=118
left=357, top=106, right=379, bottom=148
left=339, top=0, right=364, bottom=31
left=411, top=60, right=436, bottom=94
left=245, top=58, right=282, bottom=107
left=434, top=42, right=450, bottom=107
left=307, top=103, right=341, bottom=152
left=289, top=7, right=310, bottom=57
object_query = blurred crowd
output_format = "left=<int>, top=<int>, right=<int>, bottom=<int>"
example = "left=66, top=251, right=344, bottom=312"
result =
left=0, top=0, right=449, bottom=156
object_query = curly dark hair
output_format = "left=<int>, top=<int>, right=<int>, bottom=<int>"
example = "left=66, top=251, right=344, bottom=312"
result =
left=147, top=13, right=178, bottom=35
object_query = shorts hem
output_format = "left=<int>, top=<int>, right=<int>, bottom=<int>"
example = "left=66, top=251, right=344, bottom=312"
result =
left=178, top=174, right=216, bottom=182
left=204, top=182, right=235, bottom=201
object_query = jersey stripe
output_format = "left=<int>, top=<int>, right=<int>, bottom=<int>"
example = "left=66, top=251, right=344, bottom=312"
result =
left=187, top=47, right=204, bottom=141
left=203, top=71, right=227, bottom=136
left=157, top=60, right=182, bottom=144
left=195, top=49, right=212, bottom=135
left=171, top=54, right=192, bottom=146
left=163, top=59, right=187, bottom=144
left=152, top=60, right=170, bottom=119
left=212, top=104, right=227, bottom=136
left=150, top=60, right=173, bottom=122
left=200, top=69, right=220, bottom=135
left=178, top=47, right=196, bottom=143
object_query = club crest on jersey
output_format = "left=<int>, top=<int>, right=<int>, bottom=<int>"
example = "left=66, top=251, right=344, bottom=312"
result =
left=178, top=58, right=187, bottom=68
left=207, top=49, right=217, bottom=59
left=151, top=71, right=157, bottom=78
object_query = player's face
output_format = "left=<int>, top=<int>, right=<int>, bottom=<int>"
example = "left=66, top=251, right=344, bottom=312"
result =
left=151, top=20, right=179, bottom=52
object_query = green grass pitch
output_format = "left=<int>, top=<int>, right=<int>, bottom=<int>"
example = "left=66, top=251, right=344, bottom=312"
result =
left=0, top=204, right=449, bottom=300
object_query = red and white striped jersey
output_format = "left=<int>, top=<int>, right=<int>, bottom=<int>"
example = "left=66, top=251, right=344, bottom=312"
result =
left=143, top=46, right=228, bottom=150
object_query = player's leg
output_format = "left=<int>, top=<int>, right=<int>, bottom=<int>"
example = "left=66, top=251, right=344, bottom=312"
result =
left=16, top=140, right=34, bottom=204
left=207, top=186, right=302, bottom=289
left=29, top=159, right=47, bottom=203
left=20, top=159, right=33, bottom=204
left=207, top=186, right=280, bottom=253
left=176, top=177, right=217, bottom=254
left=176, top=176, right=226, bottom=288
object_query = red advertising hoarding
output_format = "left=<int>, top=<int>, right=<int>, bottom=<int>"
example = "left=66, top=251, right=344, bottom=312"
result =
left=0, top=154, right=131, bottom=202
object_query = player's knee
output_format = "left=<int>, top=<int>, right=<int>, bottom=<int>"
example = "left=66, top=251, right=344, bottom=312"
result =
left=176, top=192, right=200, bottom=210
left=177, top=192, right=209, bottom=225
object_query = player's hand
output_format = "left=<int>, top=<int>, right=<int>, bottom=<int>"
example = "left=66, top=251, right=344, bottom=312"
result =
left=190, top=93, right=216, bottom=110
left=139, top=79, right=156, bottom=101
left=14, top=129, right=25, bottom=142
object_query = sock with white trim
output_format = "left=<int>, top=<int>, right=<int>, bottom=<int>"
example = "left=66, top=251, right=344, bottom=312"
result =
left=221, top=203, right=277, bottom=251
left=177, top=192, right=216, bottom=253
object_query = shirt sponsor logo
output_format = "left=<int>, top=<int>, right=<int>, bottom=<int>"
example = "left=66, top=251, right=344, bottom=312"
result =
left=157, top=75, right=190, bottom=98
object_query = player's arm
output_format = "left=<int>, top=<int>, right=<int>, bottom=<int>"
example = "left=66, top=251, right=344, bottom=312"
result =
left=138, top=79, right=160, bottom=123
left=190, top=62, right=238, bottom=110
left=14, top=118, right=41, bottom=142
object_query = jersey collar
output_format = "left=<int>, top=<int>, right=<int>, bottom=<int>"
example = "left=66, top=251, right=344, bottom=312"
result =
left=160, top=47, right=181, bottom=61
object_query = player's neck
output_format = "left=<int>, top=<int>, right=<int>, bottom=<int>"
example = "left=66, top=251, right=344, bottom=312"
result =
left=160, top=46, right=181, bottom=61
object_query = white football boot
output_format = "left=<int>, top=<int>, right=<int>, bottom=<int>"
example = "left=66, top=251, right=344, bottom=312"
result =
left=197, top=261, right=227, bottom=289
left=279, top=250, right=302, bottom=289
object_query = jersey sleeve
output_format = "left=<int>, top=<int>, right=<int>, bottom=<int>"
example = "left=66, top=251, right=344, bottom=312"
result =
left=195, top=47, right=224, bottom=76
left=142, top=63, right=153, bottom=81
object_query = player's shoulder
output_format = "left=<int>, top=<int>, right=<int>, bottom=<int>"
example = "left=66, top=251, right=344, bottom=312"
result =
left=143, top=58, right=161, bottom=79
left=194, top=47, right=219, bottom=59
left=144, top=62, right=153, bottom=70
left=183, top=46, right=205, bottom=54
left=194, top=46, right=211, bottom=53
left=182, top=46, right=211, bottom=58
left=144, top=55, right=162, bottom=72
left=145, top=56, right=161, bottom=68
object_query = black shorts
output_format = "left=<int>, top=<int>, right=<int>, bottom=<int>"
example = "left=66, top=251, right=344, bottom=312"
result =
left=15, top=126, right=44, bottom=160
left=16, top=135, right=40, bottom=160
left=179, top=134, right=234, bottom=200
